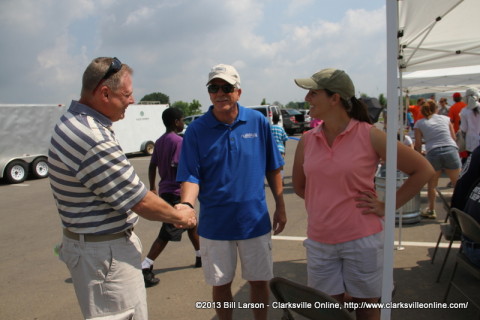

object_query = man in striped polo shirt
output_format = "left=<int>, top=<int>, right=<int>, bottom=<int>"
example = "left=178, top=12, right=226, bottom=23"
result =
left=48, top=57, right=196, bottom=320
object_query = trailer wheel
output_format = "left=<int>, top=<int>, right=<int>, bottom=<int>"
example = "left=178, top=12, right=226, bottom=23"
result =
left=143, top=141, right=155, bottom=155
left=5, top=160, right=28, bottom=184
left=31, top=157, right=49, bottom=179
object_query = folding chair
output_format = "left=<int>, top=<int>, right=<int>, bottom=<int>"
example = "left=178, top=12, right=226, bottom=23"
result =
left=443, top=208, right=480, bottom=312
left=431, top=189, right=461, bottom=282
left=269, top=277, right=353, bottom=320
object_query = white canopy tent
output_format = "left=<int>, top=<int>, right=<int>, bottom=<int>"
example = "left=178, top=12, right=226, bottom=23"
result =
left=403, top=65, right=480, bottom=95
left=383, top=1, right=480, bottom=319
left=398, top=0, right=480, bottom=72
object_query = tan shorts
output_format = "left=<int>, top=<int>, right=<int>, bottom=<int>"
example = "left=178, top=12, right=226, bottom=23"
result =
left=200, top=233, right=273, bottom=286
left=304, top=232, right=384, bottom=299
left=59, top=232, right=147, bottom=320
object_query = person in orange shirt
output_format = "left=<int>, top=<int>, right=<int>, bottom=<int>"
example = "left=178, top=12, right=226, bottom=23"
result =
left=448, top=92, right=467, bottom=132
left=408, top=97, right=425, bottom=123
left=448, top=92, right=469, bottom=163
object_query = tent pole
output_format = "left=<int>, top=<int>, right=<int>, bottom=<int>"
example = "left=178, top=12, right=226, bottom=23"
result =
left=382, top=1, right=399, bottom=319
left=396, top=73, right=405, bottom=251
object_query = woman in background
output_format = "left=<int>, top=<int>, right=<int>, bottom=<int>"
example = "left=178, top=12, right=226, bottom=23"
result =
left=437, top=97, right=450, bottom=116
left=414, top=99, right=461, bottom=219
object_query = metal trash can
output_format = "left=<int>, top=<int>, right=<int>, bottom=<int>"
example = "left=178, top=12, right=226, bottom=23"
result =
left=375, top=164, right=421, bottom=224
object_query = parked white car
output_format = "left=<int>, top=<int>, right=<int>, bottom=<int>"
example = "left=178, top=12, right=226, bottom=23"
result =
left=181, top=113, right=204, bottom=135
left=245, top=105, right=283, bottom=127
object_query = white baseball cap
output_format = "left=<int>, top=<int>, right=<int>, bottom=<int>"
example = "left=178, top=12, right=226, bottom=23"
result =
left=465, top=87, right=480, bottom=109
left=207, top=64, right=241, bottom=88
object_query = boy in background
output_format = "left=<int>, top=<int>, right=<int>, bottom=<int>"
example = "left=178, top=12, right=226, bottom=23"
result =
left=142, top=107, right=201, bottom=287
left=271, top=113, right=288, bottom=184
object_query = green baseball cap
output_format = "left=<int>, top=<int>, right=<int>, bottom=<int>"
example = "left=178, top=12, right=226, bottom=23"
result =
left=294, top=68, right=355, bottom=100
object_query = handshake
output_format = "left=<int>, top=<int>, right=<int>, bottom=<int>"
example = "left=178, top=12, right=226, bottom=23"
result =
left=173, top=202, right=197, bottom=229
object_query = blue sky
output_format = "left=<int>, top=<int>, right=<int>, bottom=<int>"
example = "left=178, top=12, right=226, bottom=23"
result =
left=0, top=0, right=386, bottom=110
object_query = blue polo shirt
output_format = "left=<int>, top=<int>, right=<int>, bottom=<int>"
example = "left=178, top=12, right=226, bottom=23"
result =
left=177, top=104, right=284, bottom=240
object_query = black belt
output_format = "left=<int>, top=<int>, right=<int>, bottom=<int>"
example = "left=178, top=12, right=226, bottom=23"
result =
left=63, top=228, right=133, bottom=242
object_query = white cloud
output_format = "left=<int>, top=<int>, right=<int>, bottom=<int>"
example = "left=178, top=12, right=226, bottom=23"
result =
left=35, top=33, right=88, bottom=89
left=0, top=0, right=387, bottom=109
left=286, top=0, right=315, bottom=16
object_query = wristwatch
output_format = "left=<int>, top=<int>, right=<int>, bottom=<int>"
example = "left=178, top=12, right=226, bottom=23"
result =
left=181, top=202, right=194, bottom=209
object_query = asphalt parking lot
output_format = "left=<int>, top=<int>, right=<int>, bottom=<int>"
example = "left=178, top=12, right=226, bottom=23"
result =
left=0, top=136, right=478, bottom=320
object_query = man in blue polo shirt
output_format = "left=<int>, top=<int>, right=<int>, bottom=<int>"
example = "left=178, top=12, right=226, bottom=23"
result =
left=177, top=64, right=287, bottom=320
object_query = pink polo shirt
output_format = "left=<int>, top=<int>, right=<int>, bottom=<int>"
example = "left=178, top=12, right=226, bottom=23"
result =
left=303, top=119, right=383, bottom=244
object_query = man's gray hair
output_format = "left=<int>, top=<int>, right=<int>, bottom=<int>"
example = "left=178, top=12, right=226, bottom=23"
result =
left=81, top=57, right=132, bottom=97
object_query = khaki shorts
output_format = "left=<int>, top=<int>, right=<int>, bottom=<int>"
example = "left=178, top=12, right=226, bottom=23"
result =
left=59, top=232, right=147, bottom=320
left=200, top=233, right=273, bottom=286
left=304, top=232, right=384, bottom=299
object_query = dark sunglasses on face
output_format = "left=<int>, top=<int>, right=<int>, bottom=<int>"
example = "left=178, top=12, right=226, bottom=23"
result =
left=93, top=57, right=122, bottom=93
left=207, top=84, right=235, bottom=94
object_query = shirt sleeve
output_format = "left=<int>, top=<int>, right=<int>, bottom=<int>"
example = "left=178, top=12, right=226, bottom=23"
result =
left=177, top=129, right=201, bottom=184
left=282, top=129, right=288, bottom=142
left=78, top=140, right=148, bottom=213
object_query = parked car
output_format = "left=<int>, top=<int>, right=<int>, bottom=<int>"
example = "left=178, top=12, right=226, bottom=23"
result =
left=184, top=114, right=203, bottom=125
left=281, top=109, right=306, bottom=135
left=181, top=113, right=204, bottom=136
left=298, top=109, right=311, bottom=128
left=245, top=105, right=283, bottom=127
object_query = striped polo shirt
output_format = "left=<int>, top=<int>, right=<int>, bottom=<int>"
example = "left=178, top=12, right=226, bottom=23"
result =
left=48, top=101, right=148, bottom=235
left=271, top=124, right=288, bottom=154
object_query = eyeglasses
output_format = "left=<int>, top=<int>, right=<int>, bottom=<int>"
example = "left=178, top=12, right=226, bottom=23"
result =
left=93, top=57, right=122, bottom=93
left=207, top=84, right=235, bottom=94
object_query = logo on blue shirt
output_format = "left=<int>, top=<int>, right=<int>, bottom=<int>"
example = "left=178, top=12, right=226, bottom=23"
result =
left=241, top=133, right=258, bottom=139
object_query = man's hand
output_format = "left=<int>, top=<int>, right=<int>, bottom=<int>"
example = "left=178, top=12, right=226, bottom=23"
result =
left=173, top=203, right=197, bottom=229
left=272, top=208, right=287, bottom=235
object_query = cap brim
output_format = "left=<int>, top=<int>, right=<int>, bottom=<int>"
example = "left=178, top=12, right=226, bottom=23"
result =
left=206, top=75, right=237, bottom=86
left=294, top=78, right=320, bottom=90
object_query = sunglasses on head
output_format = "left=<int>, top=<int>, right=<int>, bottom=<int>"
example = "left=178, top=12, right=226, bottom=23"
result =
left=207, top=84, right=235, bottom=94
left=93, top=57, right=122, bottom=93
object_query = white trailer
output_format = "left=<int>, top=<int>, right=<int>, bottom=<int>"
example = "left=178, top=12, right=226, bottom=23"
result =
left=112, top=103, right=168, bottom=155
left=0, top=104, right=66, bottom=184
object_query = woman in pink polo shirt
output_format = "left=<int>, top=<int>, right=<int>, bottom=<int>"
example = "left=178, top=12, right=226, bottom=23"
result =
left=292, top=68, right=433, bottom=320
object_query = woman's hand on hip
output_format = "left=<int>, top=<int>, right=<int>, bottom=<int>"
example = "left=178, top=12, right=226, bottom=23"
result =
left=355, top=191, right=385, bottom=217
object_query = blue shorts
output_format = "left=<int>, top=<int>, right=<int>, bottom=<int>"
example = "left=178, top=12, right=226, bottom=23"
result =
left=426, top=146, right=461, bottom=171
left=463, top=239, right=480, bottom=267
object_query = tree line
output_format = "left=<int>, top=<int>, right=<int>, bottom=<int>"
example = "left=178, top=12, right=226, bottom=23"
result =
left=140, top=92, right=387, bottom=117
left=140, top=92, right=202, bottom=116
